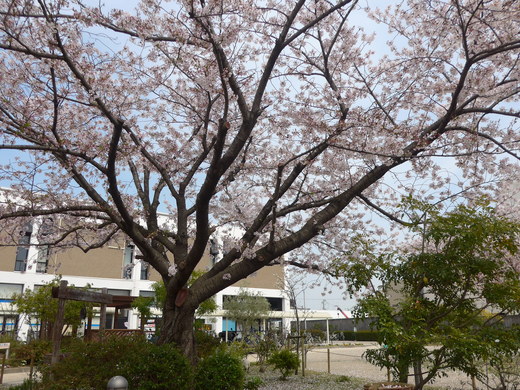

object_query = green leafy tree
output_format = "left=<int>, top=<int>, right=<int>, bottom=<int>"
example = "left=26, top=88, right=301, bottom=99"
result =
left=131, top=295, right=154, bottom=331
left=13, top=278, right=92, bottom=340
left=151, top=280, right=167, bottom=309
left=224, top=289, right=271, bottom=338
left=356, top=202, right=520, bottom=390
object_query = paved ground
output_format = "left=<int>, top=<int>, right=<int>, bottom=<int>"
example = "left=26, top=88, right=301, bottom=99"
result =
left=304, top=343, right=475, bottom=389
left=0, top=367, right=32, bottom=388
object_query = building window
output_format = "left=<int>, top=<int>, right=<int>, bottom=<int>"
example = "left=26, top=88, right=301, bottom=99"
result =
left=0, top=315, right=18, bottom=336
left=139, top=290, right=155, bottom=298
left=266, top=297, right=283, bottom=311
left=33, top=218, right=53, bottom=274
left=140, top=261, right=149, bottom=280
left=122, top=243, right=134, bottom=279
left=36, top=246, right=50, bottom=273
left=0, top=283, right=23, bottom=302
left=209, top=239, right=219, bottom=265
left=14, top=223, right=32, bottom=271
left=107, top=289, right=131, bottom=296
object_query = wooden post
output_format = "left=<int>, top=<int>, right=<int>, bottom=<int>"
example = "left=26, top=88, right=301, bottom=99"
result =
left=294, top=335, right=299, bottom=375
left=0, top=351, right=6, bottom=385
left=100, top=288, right=108, bottom=341
left=0, top=351, right=6, bottom=384
left=0, top=342, right=9, bottom=385
left=86, top=312, right=93, bottom=341
left=51, top=280, right=68, bottom=364
left=327, top=348, right=331, bottom=374
left=301, top=337, right=305, bottom=377
left=29, top=349, right=35, bottom=381
left=114, top=307, right=119, bottom=329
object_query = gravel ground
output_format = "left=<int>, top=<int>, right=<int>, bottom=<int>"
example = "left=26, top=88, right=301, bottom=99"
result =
left=305, top=344, right=475, bottom=389
left=249, top=343, right=479, bottom=390
left=250, top=366, right=369, bottom=390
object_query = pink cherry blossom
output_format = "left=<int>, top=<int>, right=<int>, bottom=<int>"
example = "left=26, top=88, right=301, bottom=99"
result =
left=0, top=0, right=518, bottom=361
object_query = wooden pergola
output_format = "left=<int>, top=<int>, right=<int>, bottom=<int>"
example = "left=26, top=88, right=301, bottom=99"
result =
left=106, top=295, right=136, bottom=329
left=51, top=281, right=142, bottom=363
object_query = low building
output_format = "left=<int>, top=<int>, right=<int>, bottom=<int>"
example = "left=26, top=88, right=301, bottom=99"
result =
left=0, top=218, right=291, bottom=340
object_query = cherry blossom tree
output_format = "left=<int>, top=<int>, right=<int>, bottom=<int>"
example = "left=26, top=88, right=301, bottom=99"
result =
left=0, top=0, right=519, bottom=361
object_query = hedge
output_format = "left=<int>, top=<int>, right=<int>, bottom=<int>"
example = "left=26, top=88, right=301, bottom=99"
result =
left=334, top=330, right=381, bottom=342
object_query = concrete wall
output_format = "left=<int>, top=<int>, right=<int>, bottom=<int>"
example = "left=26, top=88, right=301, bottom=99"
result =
left=53, top=245, right=124, bottom=279
left=0, top=246, right=18, bottom=272
left=300, top=315, right=520, bottom=334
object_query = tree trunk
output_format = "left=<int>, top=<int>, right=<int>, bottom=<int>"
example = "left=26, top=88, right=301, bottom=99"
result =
left=413, top=360, right=424, bottom=390
left=157, top=304, right=197, bottom=364
left=397, top=358, right=409, bottom=384
left=398, top=370, right=409, bottom=385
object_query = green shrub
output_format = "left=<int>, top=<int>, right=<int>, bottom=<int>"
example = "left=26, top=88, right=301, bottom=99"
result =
left=336, top=375, right=352, bottom=383
left=335, top=330, right=380, bottom=341
left=268, top=349, right=299, bottom=380
left=227, top=340, right=251, bottom=358
left=42, top=336, right=132, bottom=389
left=0, top=334, right=27, bottom=367
left=119, top=342, right=193, bottom=389
left=11, top=339, right=52, bottom=367
left=40, top=335, right=192, bottom=390
left=244, top=376, right=263, bottom=390
left=195, top=330, right=221, bottom=358
left=195, top=349, right=245, bottom=390
left=255, top=338, right=277, bottom=372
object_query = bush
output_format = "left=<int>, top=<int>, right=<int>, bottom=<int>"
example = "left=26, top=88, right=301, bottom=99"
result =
left=119, top=342, right=193, bottom=389
left=336, top=375, right=352, bottom=383
left=195, top=330, right=221, bottom=358
left=11, top=339, right=52, bottom=367
left=227, top=340, right=251, bottom=358
left=0, top=334, right=26, bottom=367
left=195, top=349, right=245, bottom=390
left=268, top=349, right=299, bottom=380
left=334, top=330, right=380, bottom=341
left=244, top=376, right=263, bottom=390
left=255, top=338, right=277, bottom=372
left=40, top=335, right=192, bottom=389
left=42, top=336, right=133, bottom=389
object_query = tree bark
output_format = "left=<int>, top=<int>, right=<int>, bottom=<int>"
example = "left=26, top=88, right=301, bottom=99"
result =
left=397, top=359, right=409, bottom=384
left=414, top=360, right=424, bottom=390
left=157, top=304, right=197, bottom=364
